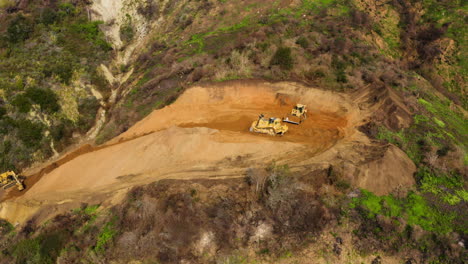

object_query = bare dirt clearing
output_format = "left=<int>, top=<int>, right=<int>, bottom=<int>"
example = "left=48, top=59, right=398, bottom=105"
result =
left=0, top=81, right=415, bottom=223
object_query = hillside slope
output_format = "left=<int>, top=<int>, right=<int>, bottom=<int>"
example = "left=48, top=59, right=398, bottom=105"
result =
left=0, top=0, right=466, bottom=263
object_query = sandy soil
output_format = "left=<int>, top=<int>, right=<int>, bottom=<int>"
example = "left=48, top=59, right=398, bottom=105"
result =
left=0, top=81, right=415, bottom=224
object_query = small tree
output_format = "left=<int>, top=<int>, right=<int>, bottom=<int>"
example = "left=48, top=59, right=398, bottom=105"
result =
left=270, top=47, right=293, bottom=70
left=6, top=15, right=34, bottom=43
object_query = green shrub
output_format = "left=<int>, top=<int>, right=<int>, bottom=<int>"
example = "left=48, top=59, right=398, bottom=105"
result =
left=77, top=97, right=100, bottom=132
left=11, top=94, right=32, bottom=113
left=332, top=55, right=348, bottom=83
left=270, top=47, right=294, bottom=70
left=335, top=180, right=350, bottom=191
left=336, top=70, right=348, bottom=83
left=120, top=14, right=134, bottom=44
left=41, top=7, right=59, bottom=25
left=43, top=54, right=75, bottom=84
left=296, top=36, right=309, bottom=48
left=0, top=219, right=13, bottom=235
left=50, top=122, right=67, bottom=142
left=70, top=20, right=112, bottom=50
left=94, top=220, right=117, bottom=253
left=25, top=87, right=60, bottom=113
left=0, top=106, right=6, bottom=119
left=6, top=15, right=34, bottom=43
left=13, top=238, right=42, bottom=263
left=58, top=3, right=76, bottom=16
left=16, top=119, right=44, bottom=148
left=120, top=23, right=134, bottom=44
left=12, top=232, right=66, bottom=264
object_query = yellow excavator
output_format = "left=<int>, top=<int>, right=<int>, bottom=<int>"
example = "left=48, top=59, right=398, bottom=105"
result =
left=283, top=104, right=308, bottom=125
left=0, top=171, right=25, bottom=191
left=250, top=114, right=288, bottom=136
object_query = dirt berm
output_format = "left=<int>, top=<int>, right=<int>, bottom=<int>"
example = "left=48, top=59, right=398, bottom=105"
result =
left=0, top=81, right=415, bottom=224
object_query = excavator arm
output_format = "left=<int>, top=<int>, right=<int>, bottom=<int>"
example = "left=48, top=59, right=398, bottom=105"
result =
left=0, top=171, right=25, bottom=191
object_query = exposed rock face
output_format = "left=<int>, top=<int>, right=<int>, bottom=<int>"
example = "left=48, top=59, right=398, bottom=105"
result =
left=90, top=0, right=124, bottom=47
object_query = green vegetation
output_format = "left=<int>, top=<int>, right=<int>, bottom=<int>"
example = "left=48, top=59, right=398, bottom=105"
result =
left=270, top=47, right=293, bottom=70
left=186, top=16, right=252, bottom=54
left=0, top=0, right=111, bottom=171
left=417, top=166, right=467, bottom=205
left=420, top=0, right=467, bottom=105
left=295, top=36, right=309, bottom=48
left=120, top=14, right=135, bottom=45
left=0, top=0, right=466, bottom=262
left=16, top=119, right=45, bottom=148
left=5, top=15, right=33, bottom=43
left=350, top=190, right=457, bottom=234
left=376, top=88, right=467, bottom=165
left=0, top=219, right=14, bottom=235
left=371, top=83, right=467, bottom=237
left=12, top=232, right=66, bottom=264
left=94, top=218, right=117, bottom=253
left=24, top=87, right=60, bottom=113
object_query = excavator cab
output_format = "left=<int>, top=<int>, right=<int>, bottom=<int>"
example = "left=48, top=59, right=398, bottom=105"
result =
left=0, top=171, right=25, bottom=191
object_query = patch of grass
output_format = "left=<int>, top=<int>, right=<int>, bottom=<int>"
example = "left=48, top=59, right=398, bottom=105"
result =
left=377, top=92, right=467, bottom=165
left=417, top=97, right=467, bottom=145
left=186, top=16, right=252, bottom=54
left=433, top=117, right=445, bottom=128
left=83, top=204, right=100, bottom=215
left=94, top=218, right=117, bottom=253
left=417, top=166, right=467, bottom=205
left=351, top=189, right=457, bottom=234
left=69, top=20, right=111, bottom=50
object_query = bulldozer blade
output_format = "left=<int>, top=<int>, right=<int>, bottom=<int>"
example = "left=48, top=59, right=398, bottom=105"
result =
left=283, top=119, right=300, bottom=125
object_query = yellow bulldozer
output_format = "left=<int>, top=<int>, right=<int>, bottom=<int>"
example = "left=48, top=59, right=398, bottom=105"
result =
left=0, top=171, right=25, bottom=191
left=250, top=114, right=288, bottom=136
left=283, top=104, right=308, bottom=125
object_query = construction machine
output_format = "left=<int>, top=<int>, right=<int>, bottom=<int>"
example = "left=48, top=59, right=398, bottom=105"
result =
left=283, top=104, right=307, bottom=125
left=0, top=171, right=25, bottom=191
left=250, top=114, right=288, bottom=136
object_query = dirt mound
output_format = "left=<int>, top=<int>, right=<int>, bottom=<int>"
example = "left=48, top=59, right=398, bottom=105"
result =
left=0, top=81, right=416, bottom=224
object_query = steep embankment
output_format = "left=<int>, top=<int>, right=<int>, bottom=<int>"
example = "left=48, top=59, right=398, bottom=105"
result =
left=0, top=81, right=415, bottom=224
